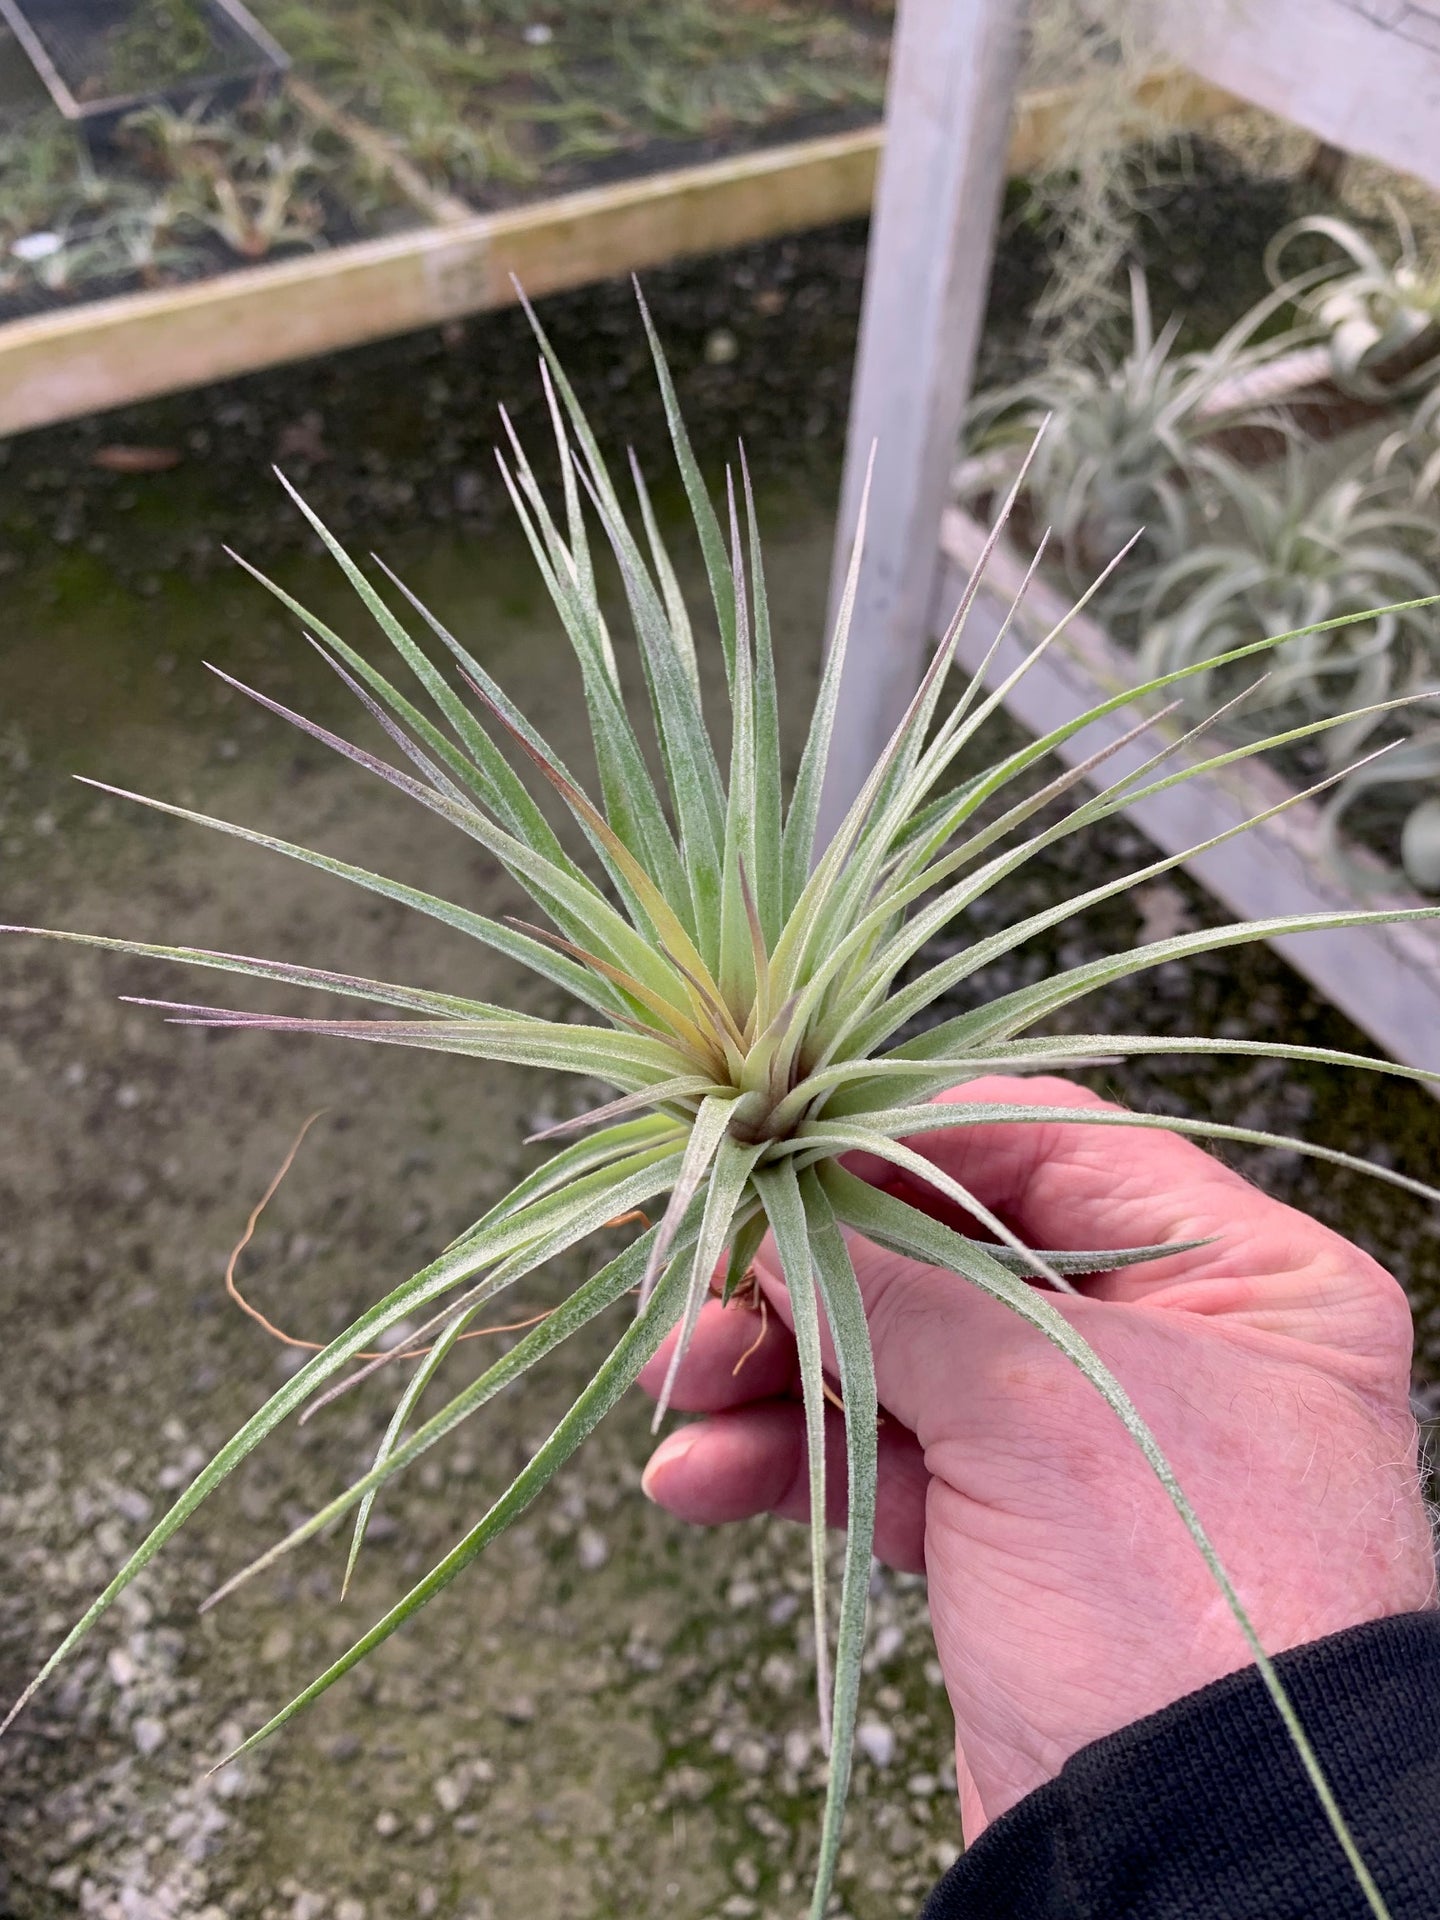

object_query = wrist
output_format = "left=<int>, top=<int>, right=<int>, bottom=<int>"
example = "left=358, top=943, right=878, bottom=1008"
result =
left=934, top=1466, right=1437, bottom=1831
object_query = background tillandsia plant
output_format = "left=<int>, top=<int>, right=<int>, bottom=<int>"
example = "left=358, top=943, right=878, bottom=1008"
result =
left=962, top=215, right=1440, bottom=892
left=6, top=294, right=1440, bottom=1920
left=960, top=266, right=1314, bottom=580
left=1133, top=442, right=1440, bottom=765
left=1267, top=208, right=1440, bottom=400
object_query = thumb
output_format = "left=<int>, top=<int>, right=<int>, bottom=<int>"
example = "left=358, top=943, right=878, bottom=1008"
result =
left=748, top=1218, right=1039, bottom=1447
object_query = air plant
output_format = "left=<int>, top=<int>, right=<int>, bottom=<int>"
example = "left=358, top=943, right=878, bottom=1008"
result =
left=1376, top=376, right=1440, bottom=505
left=104, top=195, right=197, bottom=285
left=0, top=118, right=160, bottom=292
left=961, top=266, right=1311, bottom=579
left=123, top=104, right=330, bottom=259
left=8, top=298, right=1440, bottom=1920
left=1012, top=0, right=1182, bottom=356
left=1267, top=207, right=1440, bottom=399
left=247, top=5, right=536, bottom=193
left=1133, top=444, right=1440, bottom=767
left=1322, top=729, right=1440, bottom=896
left=251, top=0, right=885, bottom=196
left=103, top=0, right=217, bottom=95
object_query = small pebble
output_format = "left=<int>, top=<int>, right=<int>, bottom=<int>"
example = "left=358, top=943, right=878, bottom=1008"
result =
left=576, top=1525, right=609, bottom=1571
left=856, top=1717, right=896, bottom=1768
left=106, top=1647, right=138, bottom=1689
left=759, top=1653, right=795, bottom=1693
left=872, top=1622, right=905, bottom=1663
left=12, top=231, right=62, bottom=262
left=435, top=1771, right=469, bottom=1815
left=132, top=1716, right=166, bottom=1755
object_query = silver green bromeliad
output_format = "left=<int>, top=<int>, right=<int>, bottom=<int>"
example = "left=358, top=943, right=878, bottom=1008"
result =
left=7, top=295, right=1440, bottom=1920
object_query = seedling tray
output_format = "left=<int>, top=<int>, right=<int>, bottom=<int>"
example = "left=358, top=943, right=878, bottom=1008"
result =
left=0, top=67, right=1237, bottom=436
left=0, top=0, right=288, bottom=145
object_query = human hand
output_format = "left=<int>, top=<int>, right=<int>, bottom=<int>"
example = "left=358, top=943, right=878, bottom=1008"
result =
left=637, top=1075, right=1437, bottom=1838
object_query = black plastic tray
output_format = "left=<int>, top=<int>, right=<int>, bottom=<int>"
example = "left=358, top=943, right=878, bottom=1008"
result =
left=0, top=0, right=288, bottom=145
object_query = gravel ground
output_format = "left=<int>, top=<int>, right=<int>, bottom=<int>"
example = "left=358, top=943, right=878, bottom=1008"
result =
left=1, top=472, right=966, bottom=1920
left=1, top=206, right=1437, bottom=1920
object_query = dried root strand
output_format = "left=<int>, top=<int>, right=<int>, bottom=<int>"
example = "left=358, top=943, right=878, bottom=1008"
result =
left=225, top=1112, right=558, bottom=1362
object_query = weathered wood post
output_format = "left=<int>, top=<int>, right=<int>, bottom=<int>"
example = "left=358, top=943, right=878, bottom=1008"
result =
left=1148, top=0, right=1440, bottom=194
left=818, top=0, right=1031, bottom=839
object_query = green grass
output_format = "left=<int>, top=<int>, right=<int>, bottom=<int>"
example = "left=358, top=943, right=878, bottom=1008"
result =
left=0, top=91, right=409, bottom=303
left=247, top=0, right=890, bottom=200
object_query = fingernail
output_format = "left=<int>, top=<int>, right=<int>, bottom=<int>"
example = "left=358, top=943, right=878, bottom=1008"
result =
left=641, top=1428, right=696, bottom=1502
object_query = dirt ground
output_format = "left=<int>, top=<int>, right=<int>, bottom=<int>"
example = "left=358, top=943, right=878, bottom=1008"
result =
left=1, top=214, right=1438, bottom=1920
left=1, top=477, right=966, bottom=1920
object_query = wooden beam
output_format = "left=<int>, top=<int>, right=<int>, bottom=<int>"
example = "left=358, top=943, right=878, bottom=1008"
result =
left=1149, top=0, right=1440, bottom=198
left=938, top=504, right=1440, bottom=1080
left=0, top=68, right=1240, bottom=442
left=817, top=0, right=1033, bottom=844
left=818, top=45, right=1240, bottom=842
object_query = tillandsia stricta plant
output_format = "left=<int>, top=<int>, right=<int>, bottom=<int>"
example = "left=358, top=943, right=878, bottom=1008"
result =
left=960, top=264, right=1316, bottom=580
left=9, top=291, right=1440, bottom=1920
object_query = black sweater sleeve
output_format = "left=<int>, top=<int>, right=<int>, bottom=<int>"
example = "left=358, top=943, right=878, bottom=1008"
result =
left=920, top=1611, right=1440, bottom=1920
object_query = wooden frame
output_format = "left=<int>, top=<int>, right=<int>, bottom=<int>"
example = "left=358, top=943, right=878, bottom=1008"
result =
left=818, top=0, right=1033, bottom=841
left=1148, top=0, right=1440, bottom=198
left=0, top=66, right=1238, bottom=440
left=0, top=0, right=288, bottom=142
left=819, top=0, right=1239, bottom=834
left=937, top=505, right=1440, bottom=1078
left=825, top=0, right=1440, bottom=1074
left=0, top=127, right=877, bottom=438
left=827, top=0, right=1440, bottom=828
